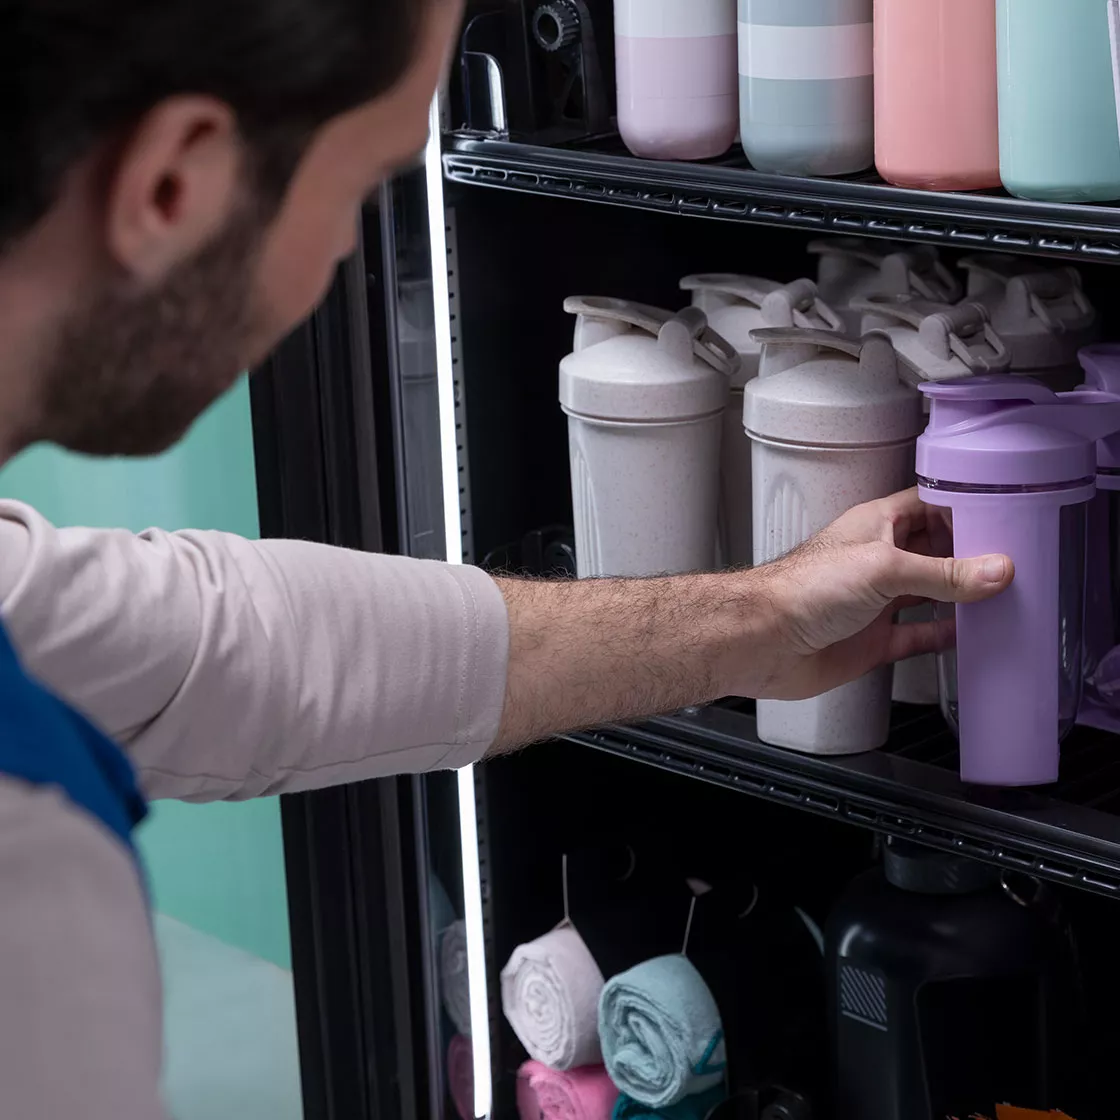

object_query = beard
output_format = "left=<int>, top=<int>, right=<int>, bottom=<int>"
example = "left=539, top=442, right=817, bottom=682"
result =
left=26, top=202, right=269, bottom=458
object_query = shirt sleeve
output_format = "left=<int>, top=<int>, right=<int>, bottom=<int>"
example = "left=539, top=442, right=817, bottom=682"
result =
left=0, top=500, right=510, bottom=802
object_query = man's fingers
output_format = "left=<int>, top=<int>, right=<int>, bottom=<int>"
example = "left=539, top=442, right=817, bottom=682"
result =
left=869, top=486, right=923, bottom=546
left=879, top=549, right=1014, bottom=604
left=891, top=594, right=930, bottom=613
left=885, top=614, right=957, bottom=663
left=874, top=486, right=923, bottom=521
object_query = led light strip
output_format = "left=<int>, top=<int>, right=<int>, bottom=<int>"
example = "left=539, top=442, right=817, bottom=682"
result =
left=424, top=97, right=493, bottom=1118
left=456, top=765, right=491, bottom=1118
left=425, top=98, right=464, bottom=569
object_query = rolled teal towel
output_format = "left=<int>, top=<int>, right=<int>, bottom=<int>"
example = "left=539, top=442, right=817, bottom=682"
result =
left=612, top=1085, right=726, bottom=1120
left=598, top=955, right=726, bottom=1109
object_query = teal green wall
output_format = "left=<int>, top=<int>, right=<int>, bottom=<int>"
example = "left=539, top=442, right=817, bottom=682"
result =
left=0, top=380, right=292, bottom=968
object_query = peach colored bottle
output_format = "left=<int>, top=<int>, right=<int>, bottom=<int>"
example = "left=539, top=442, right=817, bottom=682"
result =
left=874, top=0, right=1001, bottom=191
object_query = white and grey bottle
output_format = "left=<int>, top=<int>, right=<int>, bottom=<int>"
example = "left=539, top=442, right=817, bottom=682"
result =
left=738, top=0, right=874, bottom=176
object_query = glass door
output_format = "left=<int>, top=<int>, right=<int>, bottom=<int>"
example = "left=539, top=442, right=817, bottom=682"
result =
left=379, top=143, right=493, bottom=1120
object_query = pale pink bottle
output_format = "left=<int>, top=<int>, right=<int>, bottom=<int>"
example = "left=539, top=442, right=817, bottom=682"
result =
left=874, top=0, right=1001, bottom=191
left=615, top=0, right=738, bottom=161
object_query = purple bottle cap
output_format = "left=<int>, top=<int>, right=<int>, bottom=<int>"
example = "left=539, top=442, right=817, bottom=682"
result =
left=916, top=376, right=1097, bottom=488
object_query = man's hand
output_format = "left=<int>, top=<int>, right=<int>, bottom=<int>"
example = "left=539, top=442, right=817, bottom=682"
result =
left=491, top=488, right=1012, bottom=750
left=743, top=487, right=1012, bottom=701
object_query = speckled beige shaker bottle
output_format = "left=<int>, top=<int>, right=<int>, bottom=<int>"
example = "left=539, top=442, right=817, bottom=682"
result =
left=745, top=328, right=923, bottom=754
left=680, top=274, right=843, bottom=569
left=559, top=297, right=738, bottom=578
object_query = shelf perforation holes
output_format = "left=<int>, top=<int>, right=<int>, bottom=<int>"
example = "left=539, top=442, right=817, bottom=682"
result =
left=577, top=729, right=1120, bottom=898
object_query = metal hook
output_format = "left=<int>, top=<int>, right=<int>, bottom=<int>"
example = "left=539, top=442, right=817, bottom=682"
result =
left=682, top=893, right=698, bottom=958
left=562, top=852, right=571, bottom=926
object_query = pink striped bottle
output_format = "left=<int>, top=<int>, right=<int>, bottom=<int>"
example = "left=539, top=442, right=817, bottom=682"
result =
left=615, top=0, right=739, bottom=160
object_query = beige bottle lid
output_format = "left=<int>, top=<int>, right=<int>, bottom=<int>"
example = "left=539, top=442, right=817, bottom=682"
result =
left=854, top=294, right=1011, bottom=386
left=808, top=238, right=962, bottom=310
left=559, top=296, right=736, bottom=422
left=960, top=255, right=1098, bottom=373
left=743, top=327, right=922, bottom=447
left=680, top=274, right=843, bottom=388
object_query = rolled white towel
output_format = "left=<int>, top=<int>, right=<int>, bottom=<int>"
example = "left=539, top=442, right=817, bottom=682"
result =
left=441, top=919, right=473, bottom=1037
left=501, top=926, right=605, bottom=1070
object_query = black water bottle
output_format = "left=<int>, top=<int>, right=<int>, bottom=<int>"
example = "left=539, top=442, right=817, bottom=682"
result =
left=825, top=838, right=1078, bottom=1120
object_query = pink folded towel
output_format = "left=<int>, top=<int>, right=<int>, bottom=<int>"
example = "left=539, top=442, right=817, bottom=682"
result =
left=516, top=1059, right=618, bottom=1120
left=448, top=1034, right=474, bottom=1120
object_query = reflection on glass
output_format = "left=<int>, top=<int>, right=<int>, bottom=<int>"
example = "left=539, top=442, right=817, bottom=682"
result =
left=398, top=276, right=445, bottom=561
left=422, top=771, right=472, bottom=1120
left=1084, top=490, right=1120, bottom=702
left=381, top=170, right=447, bottom=564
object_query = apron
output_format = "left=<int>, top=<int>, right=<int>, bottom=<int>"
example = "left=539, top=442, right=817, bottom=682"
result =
left=0, top=621, right=147, bottom=854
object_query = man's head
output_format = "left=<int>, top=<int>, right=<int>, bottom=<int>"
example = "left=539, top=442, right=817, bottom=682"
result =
left=0, top=0, right=462, bottom=456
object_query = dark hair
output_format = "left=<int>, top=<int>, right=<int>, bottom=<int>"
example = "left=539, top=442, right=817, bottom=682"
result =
left=0, top=0, right=435, bottom=249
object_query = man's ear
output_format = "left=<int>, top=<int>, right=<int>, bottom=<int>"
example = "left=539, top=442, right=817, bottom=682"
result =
left=104, top=96, right=242, bottom=282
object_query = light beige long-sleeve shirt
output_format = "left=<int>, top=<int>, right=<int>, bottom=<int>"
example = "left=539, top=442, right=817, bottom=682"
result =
left=0, top=499, right=511, bottom=1119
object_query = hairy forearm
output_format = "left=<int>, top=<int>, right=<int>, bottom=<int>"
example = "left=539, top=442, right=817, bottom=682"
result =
left=491, top=571, right=776, bottom=750
left=486, top=488, right=1016, bottom=755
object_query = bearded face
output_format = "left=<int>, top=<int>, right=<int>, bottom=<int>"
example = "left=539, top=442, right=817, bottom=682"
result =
left=26, top=198, right=268, bottom=457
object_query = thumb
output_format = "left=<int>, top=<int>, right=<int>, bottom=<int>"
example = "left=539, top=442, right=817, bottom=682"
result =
left=879, top=550, right=1014, bottom=604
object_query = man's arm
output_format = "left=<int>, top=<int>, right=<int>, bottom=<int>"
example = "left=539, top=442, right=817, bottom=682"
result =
left=0, top=500, right=509, bottom=800
left=491, top=489, right=1009, bottom=748
left=0, top=490, right=1009, bottom=798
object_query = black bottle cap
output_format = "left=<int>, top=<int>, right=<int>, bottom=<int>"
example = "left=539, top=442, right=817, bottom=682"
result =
left=882, top=837, right=998, bottom=895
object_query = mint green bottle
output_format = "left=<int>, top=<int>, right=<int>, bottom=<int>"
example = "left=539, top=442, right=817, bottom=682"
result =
left=997, top=0, right=1120, bottom=201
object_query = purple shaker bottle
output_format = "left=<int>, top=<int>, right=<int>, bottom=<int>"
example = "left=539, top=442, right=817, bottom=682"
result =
left=916, top=377, right=1116, bottom=785
left=1076, top=344, right=1120, bottom=723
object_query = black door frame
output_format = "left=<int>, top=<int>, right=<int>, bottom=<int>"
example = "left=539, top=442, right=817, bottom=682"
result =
left=249, top=203, right=432, bottom=1120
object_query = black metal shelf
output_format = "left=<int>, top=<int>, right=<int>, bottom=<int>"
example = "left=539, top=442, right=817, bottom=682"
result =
left=567, top=703, right=1120, bottom=898
left=444, top=134, right=1120, bottom=264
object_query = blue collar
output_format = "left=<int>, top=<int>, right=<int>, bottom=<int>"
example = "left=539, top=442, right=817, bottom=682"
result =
left=0, top=622, right=147, bottom=852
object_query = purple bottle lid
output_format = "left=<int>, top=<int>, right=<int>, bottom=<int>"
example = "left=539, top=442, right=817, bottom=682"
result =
left=916, top=375, right=1104, bottom=489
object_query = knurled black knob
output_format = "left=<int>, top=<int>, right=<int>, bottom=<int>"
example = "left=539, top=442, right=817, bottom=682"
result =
left=532, top=1, right=580, bottom=51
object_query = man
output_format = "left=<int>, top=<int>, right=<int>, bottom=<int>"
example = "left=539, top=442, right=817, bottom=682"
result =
left=0, top=0, right=1011, bottom=1115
